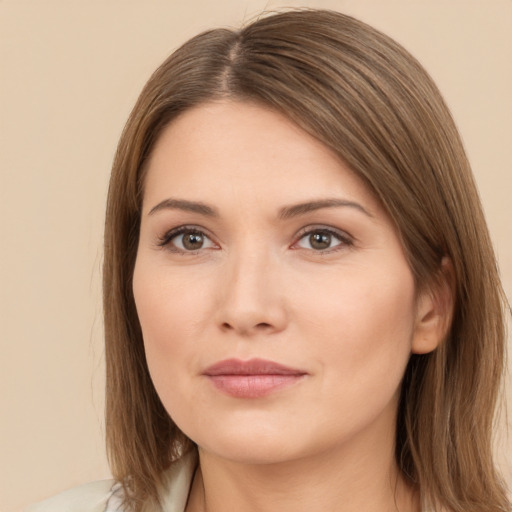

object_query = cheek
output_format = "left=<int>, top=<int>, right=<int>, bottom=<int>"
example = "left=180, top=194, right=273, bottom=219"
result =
left=133, top=258, right=209, bottom=346
left=297, top=262, right=417, bottom=392
left=299, top=259, right=416, bottom=330
left=132, top=260, right=199, bottom=391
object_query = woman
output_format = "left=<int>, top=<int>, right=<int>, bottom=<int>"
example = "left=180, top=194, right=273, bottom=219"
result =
left=28, top=9, right=510, bottom=512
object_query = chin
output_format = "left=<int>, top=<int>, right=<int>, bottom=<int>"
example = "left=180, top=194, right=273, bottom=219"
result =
left=199, top=437, right=305, bottom=466
left=189, top=417, right=332, bottom=466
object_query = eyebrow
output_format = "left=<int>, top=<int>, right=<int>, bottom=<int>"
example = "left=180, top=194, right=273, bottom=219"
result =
left=147, top=197, right=372, bottom=219
left=148, top=198, right=218, bottom=217
left=278, top=198, right=373, bottom=220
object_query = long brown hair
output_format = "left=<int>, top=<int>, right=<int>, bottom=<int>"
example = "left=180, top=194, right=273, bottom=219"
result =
left=104, top=9, right=510, bottom=511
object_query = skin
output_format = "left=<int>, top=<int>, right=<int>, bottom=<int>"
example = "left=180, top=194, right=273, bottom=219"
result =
left=133, top=100, right=447, bottom=512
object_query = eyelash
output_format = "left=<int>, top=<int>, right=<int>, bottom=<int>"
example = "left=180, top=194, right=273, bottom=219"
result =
left=294, top=226, right=353, bottom=253
left=156, top=226, right=215, bottom=254
left=156, top=225, right=353, bottom=254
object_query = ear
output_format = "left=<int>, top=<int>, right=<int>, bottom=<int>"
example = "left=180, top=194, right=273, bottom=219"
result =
left=411, top=257, right=455, bottom=355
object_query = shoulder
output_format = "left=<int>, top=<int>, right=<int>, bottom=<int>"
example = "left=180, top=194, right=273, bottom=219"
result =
left=25, top=479, right=119, bottom=512
left=25, top=450, right=198, bottom=512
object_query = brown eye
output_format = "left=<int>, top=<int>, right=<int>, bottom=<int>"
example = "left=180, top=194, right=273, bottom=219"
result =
left=296, top=228, right=351, bottom=252
left=182, top=232, right=205, bottom=250
left=161, top=228, right=216, bottom=252
left=309, top=232, right=332, bottom=250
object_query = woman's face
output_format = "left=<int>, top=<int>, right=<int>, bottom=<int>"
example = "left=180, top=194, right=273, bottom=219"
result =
left=133, top=100, right=434, bottom=465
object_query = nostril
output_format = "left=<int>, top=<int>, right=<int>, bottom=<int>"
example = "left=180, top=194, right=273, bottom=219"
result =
left=220, top=321, right=273, bottom=333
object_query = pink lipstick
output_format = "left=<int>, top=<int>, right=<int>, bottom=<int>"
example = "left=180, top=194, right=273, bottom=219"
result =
left=203, top=358, right=307, bottom=398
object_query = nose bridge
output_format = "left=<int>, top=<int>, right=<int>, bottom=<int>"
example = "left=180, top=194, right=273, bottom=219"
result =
left=217, top=241, right=286, bottom=335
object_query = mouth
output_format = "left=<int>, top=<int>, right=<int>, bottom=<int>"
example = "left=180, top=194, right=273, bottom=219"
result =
left=203, top=358, right=307, bottom=398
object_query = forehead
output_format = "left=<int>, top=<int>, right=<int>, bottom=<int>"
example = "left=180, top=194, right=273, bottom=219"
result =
left=142, top=100, right=379, bottom=216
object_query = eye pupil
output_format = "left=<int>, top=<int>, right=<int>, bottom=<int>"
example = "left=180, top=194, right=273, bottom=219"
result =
left=310, top=232, right=331, bottom=250
left=183, top=232, right=204, bottom=250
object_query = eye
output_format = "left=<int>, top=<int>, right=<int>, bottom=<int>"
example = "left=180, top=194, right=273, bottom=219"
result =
left=158, top=227, right=216, bottom=253
left=295, top=228, right=352, bottom=251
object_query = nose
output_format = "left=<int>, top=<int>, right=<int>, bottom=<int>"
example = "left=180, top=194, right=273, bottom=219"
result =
left=215, top=249, right=288, bottom=337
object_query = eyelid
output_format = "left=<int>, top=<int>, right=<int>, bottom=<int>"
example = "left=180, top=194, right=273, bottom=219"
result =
left=291, top=225, right=354, bottom=251
left=155, top=223, right=354, bottom=254
left=156, top=225, right=219, bottom=253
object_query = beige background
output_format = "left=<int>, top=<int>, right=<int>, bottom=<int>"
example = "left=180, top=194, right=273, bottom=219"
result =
left=1, top=1, right=511, bottom=511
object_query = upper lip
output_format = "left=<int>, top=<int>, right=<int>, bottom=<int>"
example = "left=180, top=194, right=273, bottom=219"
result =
left=203, top=358, right=306, bottom=376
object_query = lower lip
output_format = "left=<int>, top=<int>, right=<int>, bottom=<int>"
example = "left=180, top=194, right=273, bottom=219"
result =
left=206, top=374, right=305, bottom=398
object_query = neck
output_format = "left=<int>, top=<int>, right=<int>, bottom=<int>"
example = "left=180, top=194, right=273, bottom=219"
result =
left=185, top=428, right=420, bottom=512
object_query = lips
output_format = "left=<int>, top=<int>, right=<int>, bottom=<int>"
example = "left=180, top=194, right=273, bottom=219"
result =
left=203, top=358, right=307, bottom=398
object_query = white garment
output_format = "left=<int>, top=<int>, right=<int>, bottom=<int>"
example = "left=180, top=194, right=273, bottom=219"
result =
left=25, top=451, right=198, bottom=512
